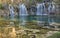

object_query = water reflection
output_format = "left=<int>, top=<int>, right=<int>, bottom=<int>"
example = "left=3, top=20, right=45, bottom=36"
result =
left=18, top=16, right=28, bottom=25
left=4, top=15, right=60, bottom=26
left=18, top=15, right=60, bottom=25
left=27, top=15, right=36, bottom=22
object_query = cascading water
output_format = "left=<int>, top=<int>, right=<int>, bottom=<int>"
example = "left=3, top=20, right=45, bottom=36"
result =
left=19, top=4, right=28, bottom=25
left=9, top=5, right=15, bottom=20
left=48, top=3, right=56, bottom=23
left=36, top=3, right=47, bottom=15
left=19, top=4, right=28, bottom=16
left=36, top=3, right=47, bottom=24
left=48, top=3, right=55, bottom=13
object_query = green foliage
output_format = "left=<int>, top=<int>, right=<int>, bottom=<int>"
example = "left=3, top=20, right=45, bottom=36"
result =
left=0, top=4, right=3, bottom=9
left=30, top=0, right=43, bottom=3
left=29, top=0, right=35, bottom=5
left=47, top=32, right=60, bottom=38
left=37, top=0, right=43, bottom=2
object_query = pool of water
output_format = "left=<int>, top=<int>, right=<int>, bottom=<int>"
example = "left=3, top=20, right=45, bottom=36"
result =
left=3, top=15, right=59, bottom=23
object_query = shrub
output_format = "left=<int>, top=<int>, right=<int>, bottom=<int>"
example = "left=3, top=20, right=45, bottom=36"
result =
left=47, top=32, right=60, bottom=38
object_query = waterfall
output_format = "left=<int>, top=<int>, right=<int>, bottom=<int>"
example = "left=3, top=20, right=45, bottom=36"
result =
left=48, top=3, right=55, bottom=13
left=47, top=3, right=56, bottom=25
left=9, top=5, right=15, bottom=20
left=36, top=3, right=47, bottom=15
left=19, top=4, right=28, bottom=16
left=19, top=4, right=28, bottom=25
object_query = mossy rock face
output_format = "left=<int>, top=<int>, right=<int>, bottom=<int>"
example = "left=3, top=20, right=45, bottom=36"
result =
left=47, top=32, right=60, bottom=38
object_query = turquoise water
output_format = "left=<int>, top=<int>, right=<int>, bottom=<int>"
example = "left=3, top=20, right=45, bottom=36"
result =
left=9, top=15, right=60, bottom=23
left=20, top=15, right=60, bottom=23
